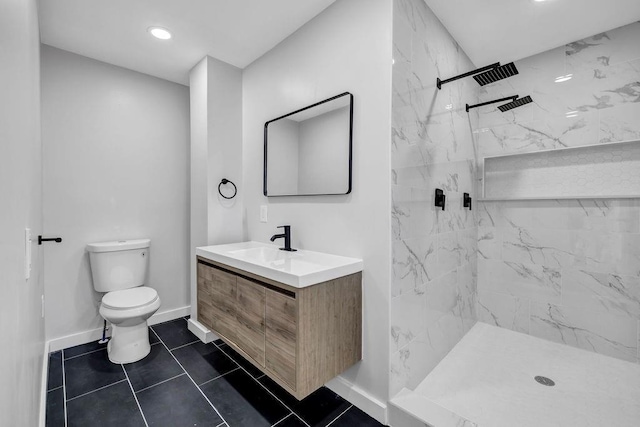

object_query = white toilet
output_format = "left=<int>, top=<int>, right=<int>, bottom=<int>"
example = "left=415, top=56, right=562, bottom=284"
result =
left=86, top=239, right=161, bottom=364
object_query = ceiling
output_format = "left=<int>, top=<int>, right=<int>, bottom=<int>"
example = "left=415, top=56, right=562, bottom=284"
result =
left=423, top=0, right=640, bottom=66
left=39, top=0, right=640, bottom=86
left=38, top=0, right=336, bottom=85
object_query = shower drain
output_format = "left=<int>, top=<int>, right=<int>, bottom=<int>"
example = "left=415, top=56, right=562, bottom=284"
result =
left=534, top=376, right=555, bottom=386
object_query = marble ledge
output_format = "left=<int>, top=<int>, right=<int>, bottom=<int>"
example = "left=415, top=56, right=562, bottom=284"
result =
left=478, top=195, right=640, bottom=202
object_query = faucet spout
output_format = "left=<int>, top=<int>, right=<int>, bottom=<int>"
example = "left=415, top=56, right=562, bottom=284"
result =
left=270, top=225, right=296, bottom=251
left=270, top=233, right=285, bottom=242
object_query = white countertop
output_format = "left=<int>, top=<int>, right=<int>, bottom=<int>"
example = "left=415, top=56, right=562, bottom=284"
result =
left=195, top=241, right=363, bottom=288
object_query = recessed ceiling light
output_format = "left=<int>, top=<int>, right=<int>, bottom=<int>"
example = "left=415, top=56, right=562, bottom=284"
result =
left=554, top=74, right=573, bottom=83
left=148, top=27, right=172, bottom=40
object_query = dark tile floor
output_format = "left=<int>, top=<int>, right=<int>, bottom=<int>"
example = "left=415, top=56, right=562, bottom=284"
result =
left=46, top=317, right=385, bottom=427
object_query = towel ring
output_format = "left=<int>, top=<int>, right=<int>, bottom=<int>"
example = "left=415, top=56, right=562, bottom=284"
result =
left=218, top=178, right=237, bottom=199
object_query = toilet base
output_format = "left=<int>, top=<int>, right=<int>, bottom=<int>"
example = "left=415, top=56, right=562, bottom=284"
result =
left=107, top=322, right=151, bottom=364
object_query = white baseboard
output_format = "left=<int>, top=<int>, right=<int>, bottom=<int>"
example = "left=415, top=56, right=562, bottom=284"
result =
left=49, top=327, right=104, bottom=353
left=187, top=318, right=219, bottom=343
left=48, top=305, right=190, bottom=352
left=39, top=340, right=50, bottom=427
left=148, top=305, right=191, bottom=326
left=326, top=375, right=388, bottom=425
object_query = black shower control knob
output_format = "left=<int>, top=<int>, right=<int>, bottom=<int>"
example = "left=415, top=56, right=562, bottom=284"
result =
left=434, top=189, right=446, bottom=211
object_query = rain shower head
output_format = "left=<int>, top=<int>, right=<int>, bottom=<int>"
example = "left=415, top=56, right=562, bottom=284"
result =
left=437, top=62, right=519, bottom=89
left=465, top=95, right=533, bottom=113
left=498, top=95, right=533, bottom=112
left=473, top=62, right=519, bottom=86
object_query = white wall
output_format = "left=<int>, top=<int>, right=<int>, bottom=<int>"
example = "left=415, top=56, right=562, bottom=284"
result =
left=0, top=0, right=45, bottom=424
left=189, top=56, right=244, bottom=324
left=242, top=0, right=393, bottom=414
left=41, top=46, right=191, bottom=343
left=205, top=57, right=244, bottom=245
left=189, top=58, right=209, bottom=324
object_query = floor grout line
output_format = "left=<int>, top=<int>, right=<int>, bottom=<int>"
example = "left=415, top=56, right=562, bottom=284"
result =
left=63, top=347, right=106, bottom=361
left=65, top=379, right=128, bottom=402
left=292, top=412, right=310, bottom=427
left=61, top=350, right=68, bottom=427
left=211, top=341, right=311, bottom=427
left=168, top=339, right=200, bottom=352
left=271, top=412, right=296, bottom=427
left=48, top=385, right=64, bottom=393
left=122, top=364, right=149, bottom=427
left=197, top=367, right=240, bottom=387
left=152, top=326, right=231, bottom=426
left=325, top=404, right=353, bottom=427
left=134, top=372, right=187, bottom=394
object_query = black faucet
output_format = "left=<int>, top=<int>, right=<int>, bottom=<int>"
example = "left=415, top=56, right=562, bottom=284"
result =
left=270, top=225, right=296, bottom=252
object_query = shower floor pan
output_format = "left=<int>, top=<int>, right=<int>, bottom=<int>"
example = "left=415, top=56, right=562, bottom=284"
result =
left=390, top=322, right=640, bottom=427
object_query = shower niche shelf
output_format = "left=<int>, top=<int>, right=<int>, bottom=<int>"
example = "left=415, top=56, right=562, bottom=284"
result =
left=480, top=139, right=640, bottom=201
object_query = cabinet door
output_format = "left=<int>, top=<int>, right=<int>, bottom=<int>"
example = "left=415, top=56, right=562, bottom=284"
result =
left=235, top=277, right=266, bottom=366
left=265, top=289, right=297, bottom=389
left=210, top=267, right=237, bottom=342
left=196, top=263, right=214, bottom=331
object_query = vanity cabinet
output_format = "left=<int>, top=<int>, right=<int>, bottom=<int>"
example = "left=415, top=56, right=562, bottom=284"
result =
left=265, top=289, right=297, bottom=388
left=235, top=278, right=266, bottom=365
left=207, top=268, right=236, bottom=342
left=196, top=256, right=362, bottom=399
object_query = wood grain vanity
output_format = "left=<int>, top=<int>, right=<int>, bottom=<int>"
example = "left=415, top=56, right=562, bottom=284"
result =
left=196, top=255, right=362, bottom=399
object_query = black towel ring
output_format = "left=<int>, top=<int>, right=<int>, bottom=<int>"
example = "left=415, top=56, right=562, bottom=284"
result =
left=218, top=178, right=237, bottom=199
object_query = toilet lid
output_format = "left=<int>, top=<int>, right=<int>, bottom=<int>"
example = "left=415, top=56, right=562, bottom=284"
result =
left=102, top=286, right=159, bottom=310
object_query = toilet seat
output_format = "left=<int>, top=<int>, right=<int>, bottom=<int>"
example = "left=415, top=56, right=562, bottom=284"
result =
left=102, top=286, right=159, bottom=310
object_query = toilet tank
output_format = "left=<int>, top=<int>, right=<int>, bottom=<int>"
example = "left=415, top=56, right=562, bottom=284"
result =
left=86, top=239, right=150, bottom=292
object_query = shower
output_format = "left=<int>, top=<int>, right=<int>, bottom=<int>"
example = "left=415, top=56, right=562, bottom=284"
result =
left=436, top=62, right=519, bottom=89
left=465, top=94, right=533, bottom=112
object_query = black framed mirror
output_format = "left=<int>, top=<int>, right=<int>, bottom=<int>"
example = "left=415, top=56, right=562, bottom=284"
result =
left=263, top=92, right=353, bottom=196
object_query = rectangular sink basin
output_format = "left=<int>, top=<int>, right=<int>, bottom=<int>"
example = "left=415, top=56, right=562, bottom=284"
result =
left=196, top=241, right=363, bottom=288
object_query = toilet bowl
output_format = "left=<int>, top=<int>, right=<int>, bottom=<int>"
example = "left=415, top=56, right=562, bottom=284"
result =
left=99, top=286, right=161, bottom=363
left=87, top=239, right=161, bottom=364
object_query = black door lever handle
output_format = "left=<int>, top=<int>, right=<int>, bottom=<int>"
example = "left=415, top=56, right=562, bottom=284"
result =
left=38, top=236, right=62, bottom=245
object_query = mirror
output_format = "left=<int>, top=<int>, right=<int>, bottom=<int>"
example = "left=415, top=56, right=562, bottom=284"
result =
left=264, top=92, right=353, bottom=196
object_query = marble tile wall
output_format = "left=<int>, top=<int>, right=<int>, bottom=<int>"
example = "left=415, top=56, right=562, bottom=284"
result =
left=476, top=21, right=640, bottom=159
left=390, top=0, right=479, bottom=397
left=476, top=22, right=640, bottom=364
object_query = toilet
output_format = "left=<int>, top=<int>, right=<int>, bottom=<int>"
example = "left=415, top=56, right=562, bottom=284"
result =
left=86, top=239, right=161, bottom=364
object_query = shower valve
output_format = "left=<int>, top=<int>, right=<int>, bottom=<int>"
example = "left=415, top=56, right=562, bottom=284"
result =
left=463, top=193, right=472, bottom=210
left=435, top=189, right=446, bottom=211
